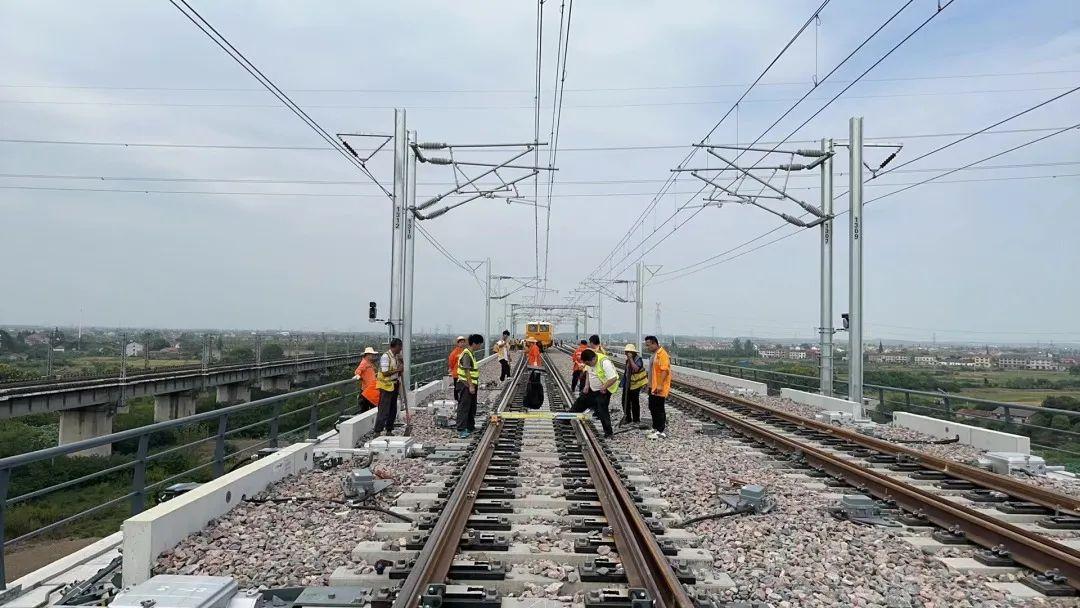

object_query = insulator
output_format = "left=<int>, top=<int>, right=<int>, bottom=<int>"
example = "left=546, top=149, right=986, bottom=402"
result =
left=878, top=151, right=899, bottom=170
left=426, top=207, right=450, bottom=219
left=427, top=157, right=453, bottom=165
left=796, top=149, right=829, bottom=157
left=417, top=142, right=448, bottom=150
left=341, top=140, right=359, bottom=158
left=780, top=213, right=807, bottom=227
left=778, top=163, right=807, bottom=171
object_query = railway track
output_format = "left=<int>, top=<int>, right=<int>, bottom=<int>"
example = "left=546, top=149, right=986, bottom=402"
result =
left=388, top=354, right=698, bottom=608
left=553, top=344, right=1080, bottom=596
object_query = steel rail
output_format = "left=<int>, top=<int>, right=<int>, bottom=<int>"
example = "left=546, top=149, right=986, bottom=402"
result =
left=555, top=343, right=1080, bottom=515
left=546, top=354, right=694, bottom=608
left=391, top=356, right=526, bottom=608
left=672, top=387, right=1080, bottom=589
left=675, top=383, right=1080, bottom=515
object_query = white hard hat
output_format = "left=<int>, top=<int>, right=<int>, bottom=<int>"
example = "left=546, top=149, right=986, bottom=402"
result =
left=363, top=346, right=379, bottom=355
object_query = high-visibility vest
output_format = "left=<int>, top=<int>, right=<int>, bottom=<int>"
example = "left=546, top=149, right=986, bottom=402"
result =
left=627, top=356, right=648, bottom=390
left=594, top=352, right=620, bottom=394
left=376, top=351, right=399, bottom=392
left=457, top=348, right=480, bottom=386
left=357, top=359, right=380, bottom=404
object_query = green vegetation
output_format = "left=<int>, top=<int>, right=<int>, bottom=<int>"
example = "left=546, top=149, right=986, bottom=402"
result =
left=0, top=370, right=357, bottom=545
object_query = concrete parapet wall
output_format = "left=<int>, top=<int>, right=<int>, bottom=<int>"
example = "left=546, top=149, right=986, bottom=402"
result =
left=121, top=442, right=313, bottom=585
left=892, top=412, right=1030, bottom=454
left=339, top=409, right=378, bottom=448
left=672, top=364, right=767, bottom=395
left=780, top=388, right=864, bottom=415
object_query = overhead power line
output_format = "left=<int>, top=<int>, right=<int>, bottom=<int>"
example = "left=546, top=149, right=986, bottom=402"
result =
left=655, top=122, right=1080, bottom=284
left=3, top=171, right=1076, bottom=199
left=583, top=0, right=950, bottom=293
left=3, top=68, right=1075, bottom=93
left=1, top=125, right=1068, bottom=153
left=4, top=85, right=1067, bottom=110
left=6, top=160, right=1076, bottom=188
left=165, top=0, right=389, bottom=196
left=571, top=0, right=833, bottom=304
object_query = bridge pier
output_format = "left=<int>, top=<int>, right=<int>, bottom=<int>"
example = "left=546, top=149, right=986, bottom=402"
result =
left=215, top=382, right=251, bottom=404
left=260, top=375, right=292, bottom=392
left=58, top=405, right=115, bottom=457
left=153, top=391, right=198, bottom=422
left=292, top=371, right=322, bottom=386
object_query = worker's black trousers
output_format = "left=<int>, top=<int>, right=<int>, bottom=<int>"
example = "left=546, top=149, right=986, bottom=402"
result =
left=571, top=390, right=614, bottom=437
left=648, top=394, right=667, bottom=433
left=500, top=359, right=511, bottom=380
left=622, top=388, right=641, bottom=423
left=374, top=388, right=398, bottom=435
left=456, top=384, right=477, bottom=432
left=358, top=394, right=377, bottom=413
left=570, top=370, right=582, bottom=393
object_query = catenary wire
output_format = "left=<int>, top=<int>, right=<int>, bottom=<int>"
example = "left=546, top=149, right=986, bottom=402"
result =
left=571, top=0, right=833, bottom=302
left=4, top=67, right=1075, bottom=93
left=655, top=122, right=1080, bottom=284
left=1, top=126, right=1068, bottom=153
left=585, top=0, right=948, bottom=292
left=6, top=160, right=1077, bottom=187
left=164, top=0, right=390, bottom=196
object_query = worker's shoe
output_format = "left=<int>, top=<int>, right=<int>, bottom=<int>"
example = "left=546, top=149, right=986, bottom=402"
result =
left=458, top=430, right=470, bottom=439
left=646, top=431, right=660, bottom=440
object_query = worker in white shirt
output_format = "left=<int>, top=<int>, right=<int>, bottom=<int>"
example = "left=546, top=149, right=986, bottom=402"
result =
left=570, top=348, right=618, bottom=437
left=496, top=330, right=511, bottom=381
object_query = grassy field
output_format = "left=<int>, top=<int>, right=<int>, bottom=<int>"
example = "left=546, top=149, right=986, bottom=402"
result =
left=957, top=387, right=1080, bottom=405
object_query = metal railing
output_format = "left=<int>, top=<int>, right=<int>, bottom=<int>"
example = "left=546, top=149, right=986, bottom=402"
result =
left=0, top=378, right=360, bottom=588
left=672, top=356, right=1080, bottom=466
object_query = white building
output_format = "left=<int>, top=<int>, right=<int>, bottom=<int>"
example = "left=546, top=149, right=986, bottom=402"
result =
left=913, top=355, right=936, bottom=366
left=972, top=355, right=992, bottom=368
left=787, top=350, right=808, bottom=360
left=125, top=342, right=144, bottom=357
left=1028, top=357, right=1064, bottom=371
left=759, top=349, right=784, bottom=359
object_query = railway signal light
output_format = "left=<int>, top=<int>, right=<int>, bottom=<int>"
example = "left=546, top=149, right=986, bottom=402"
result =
left=841, top=313, right=850, bottom=330
left=369, top=302, right=378, bottom=321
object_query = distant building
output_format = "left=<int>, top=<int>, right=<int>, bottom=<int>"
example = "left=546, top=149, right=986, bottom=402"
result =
left=999, top=355, right=1064, bottom=371
left=125, top=342, right=144, bottom=357
left=787, top=350, right=808, bottom=360
left=759, top=349, right=784, bottom=359
left=972, top=355, right=992, bottom=368
left=913, top=355, right=936, bottom=366
left=24, top=333, right=49, bottom=347
left=998, top=356, right=1027, bottom=369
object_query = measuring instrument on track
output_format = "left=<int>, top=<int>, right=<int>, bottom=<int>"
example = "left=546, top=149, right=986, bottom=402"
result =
left=491, top=411, right=590, bottom=420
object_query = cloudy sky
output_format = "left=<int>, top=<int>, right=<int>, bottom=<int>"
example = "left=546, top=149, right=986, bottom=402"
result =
left=1, top=0, right=1077, bottom=344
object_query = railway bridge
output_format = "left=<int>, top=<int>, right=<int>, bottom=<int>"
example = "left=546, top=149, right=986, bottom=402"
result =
left=0, top=354, right=360, bottom=456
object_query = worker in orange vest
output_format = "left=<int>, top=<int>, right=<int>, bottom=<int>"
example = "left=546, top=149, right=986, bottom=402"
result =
left=526, top=337, right=542, bottom=368
left=352, top=346, right=381, bottom=413
left=448, top=336, right=466, bottom=404
left=645, top=335, right=672, bottom=439
left=571, top=339, right=588, bottom=393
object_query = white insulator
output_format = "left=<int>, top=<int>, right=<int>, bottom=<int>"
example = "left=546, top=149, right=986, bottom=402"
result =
left=427, top=157, right=453, bottom=165
left=417, top=142, right=448, bottom=150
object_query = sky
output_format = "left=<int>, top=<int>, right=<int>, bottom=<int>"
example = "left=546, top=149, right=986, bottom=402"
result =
left=1, top=0, right=1078, bottom=344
